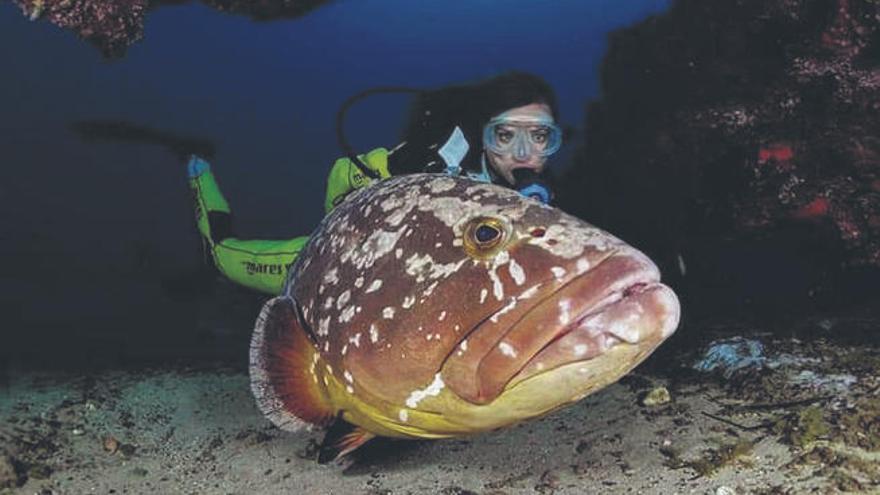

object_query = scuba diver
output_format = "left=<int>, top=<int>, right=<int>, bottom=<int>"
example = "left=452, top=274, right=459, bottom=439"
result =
left=188, top=71, right=564, bottom=294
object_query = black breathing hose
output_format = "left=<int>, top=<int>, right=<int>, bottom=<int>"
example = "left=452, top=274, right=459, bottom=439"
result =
left=335, top=86, right=423, bottom=179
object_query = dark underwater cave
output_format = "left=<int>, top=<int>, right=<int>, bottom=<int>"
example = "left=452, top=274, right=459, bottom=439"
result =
left=1, top=0, right=879, bottom=492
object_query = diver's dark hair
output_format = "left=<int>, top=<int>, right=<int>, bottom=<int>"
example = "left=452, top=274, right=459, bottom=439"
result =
left=390, top=72, right=558, bottom=175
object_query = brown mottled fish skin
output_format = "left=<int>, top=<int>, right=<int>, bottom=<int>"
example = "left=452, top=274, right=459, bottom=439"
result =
left=250, top=173, right=680, bottom=441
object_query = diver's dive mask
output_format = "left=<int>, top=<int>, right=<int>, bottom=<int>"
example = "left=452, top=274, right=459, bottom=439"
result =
left=482, top=117, right=562, bottom=159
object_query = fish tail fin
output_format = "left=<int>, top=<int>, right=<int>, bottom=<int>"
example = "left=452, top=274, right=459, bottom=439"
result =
left=249, top=296, right=335, bottom=431
left=317, top=416, right=377, bottom=464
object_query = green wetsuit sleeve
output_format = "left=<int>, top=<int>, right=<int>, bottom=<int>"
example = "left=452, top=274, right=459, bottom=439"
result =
left=325, top=147, right=391, bottom=214
left=189, top=165, right=306, bottom=295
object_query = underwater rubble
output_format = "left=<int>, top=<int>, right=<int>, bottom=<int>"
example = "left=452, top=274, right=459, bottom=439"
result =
left=678, top=312, right=880, bottom=493
left=559, top=0, right=880, bottom=311
left=11, top=0, right=329, bottom=57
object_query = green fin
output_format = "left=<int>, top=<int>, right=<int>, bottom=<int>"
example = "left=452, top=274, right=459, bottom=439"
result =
left=317, top=415, right=377, bottom=464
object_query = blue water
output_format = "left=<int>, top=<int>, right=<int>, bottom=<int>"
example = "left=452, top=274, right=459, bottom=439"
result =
left=0, top=0, right=669, bottom=365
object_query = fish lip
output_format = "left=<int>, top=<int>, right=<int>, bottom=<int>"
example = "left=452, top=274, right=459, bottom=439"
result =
left=556, top=279, right=660, bottom=344
left=527, top=250, right=662, bottom=345
left=458, top=250, right=664, bottom=402
left=497, top=279, right=670, bottom=393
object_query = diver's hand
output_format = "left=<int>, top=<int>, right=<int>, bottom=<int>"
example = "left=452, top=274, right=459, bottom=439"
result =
left=187, top=155, right=211, bottom=179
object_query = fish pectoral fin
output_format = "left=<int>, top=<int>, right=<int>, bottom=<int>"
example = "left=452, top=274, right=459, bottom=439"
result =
left=250, top=296, right=335, bottom=431
left=317, top=416, right=377, bottom=464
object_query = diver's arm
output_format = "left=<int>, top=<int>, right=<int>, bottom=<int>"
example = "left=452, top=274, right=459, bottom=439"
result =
left=324, top=148, right=391, bottom=213
left=187, top=155, right=307, bottom=295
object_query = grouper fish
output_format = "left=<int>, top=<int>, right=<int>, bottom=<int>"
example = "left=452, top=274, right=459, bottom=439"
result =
left=249, top=173, right=680, bottom=462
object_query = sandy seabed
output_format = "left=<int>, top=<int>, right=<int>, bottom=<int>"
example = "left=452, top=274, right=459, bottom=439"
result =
left=2, top=314, right=879, bottom=495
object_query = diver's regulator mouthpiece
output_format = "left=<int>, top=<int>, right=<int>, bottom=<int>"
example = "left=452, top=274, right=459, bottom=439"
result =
left=513, top=168, right=552, bottom=205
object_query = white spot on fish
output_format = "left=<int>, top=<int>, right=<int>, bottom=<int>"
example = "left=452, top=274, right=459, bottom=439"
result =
left=346, top=385, right=354, bottom=394
left=499, top=342, right=518, bottom=358
left=489, top=268, right=504, bottom=301
left=479, top=288, right=488, bottom=304
left=460, top=340, right=468, bottom=352
left=334, top=291, right=351, bottom=312
left=323, top=267, right=339, bottom=285
left=519, top=284, right=541, bottom=300
left=405, top=373, right=445, bottom=409
left=325, top=364, right=333, bottom=374
left=574, top=344, right=589, bottom=357
left=576, top=258, right=591, bottom=274
left=395, top=248, right=403, bottom=258
left=428, top=177, right=456, bottom=193
left=402, top=296, right=416, bottom=309
left=508, top=258, right=526, bottom=285
left=490, top=298, right=518, bottom=323
left=609, top=320, right=640, bottom=343
left=366, top=279, right=383, bottom=293
left=422, top=281, right=439, bottom=297
left=323, top=297, right=334, bottom=310
left=349, top=333, right=362, bottom=348
left=405, top=253, right=467, bottom=282
left=354, top=276, right=364, bottom=288
left=341, top=344, right=348, bottom=355
left=438, top=311, right=447, bottom=321
left=318, top=316, right=330, bottom=336
left=559, top=299, right=572, bottom=325
left=323, top=341, right=329, bottom=352
left=399, top=409, right=409, bottom=422
left=339, top=305, right=356, bottom=323
left=551, top=266, right=567, bottom=280
left=344, top=370, right=354, bottom=383
left=435, top=242, right=442, bottom=248
left=383, top=307, right=396, bottom=319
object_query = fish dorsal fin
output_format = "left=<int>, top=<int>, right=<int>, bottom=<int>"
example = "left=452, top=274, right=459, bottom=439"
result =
left=250, top=296, right=335, bottom=431
left=317, top=415, right=377, bottom=464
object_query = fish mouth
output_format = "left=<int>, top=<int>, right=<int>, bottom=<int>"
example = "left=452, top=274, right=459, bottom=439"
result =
left=441, top=248, right=680, bottom=405
left=505, top=278, right=679, bottom=391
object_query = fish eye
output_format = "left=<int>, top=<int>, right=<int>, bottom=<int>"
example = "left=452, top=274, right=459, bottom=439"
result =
left=462, top=216, right=508, bottom=259
left=475, top=224, right=501, bottom=244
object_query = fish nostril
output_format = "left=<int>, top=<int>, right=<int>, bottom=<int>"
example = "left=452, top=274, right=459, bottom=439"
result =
left=530, top=228, right=546, bottom=238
